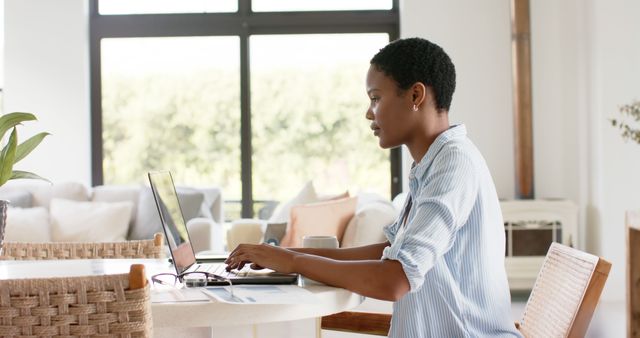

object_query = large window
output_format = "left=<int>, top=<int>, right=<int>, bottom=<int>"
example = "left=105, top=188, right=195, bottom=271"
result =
left=101, top=37, right=242, bottom=199
left=250, top=34, right=390, bottom=204
left=90, top=0, right=400, bottom=220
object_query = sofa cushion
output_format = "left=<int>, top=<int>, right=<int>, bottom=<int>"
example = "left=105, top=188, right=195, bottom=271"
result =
left=130, top=187, right=204, bottom=240
left=269, top=181, right=318, bottom=224
left=39, top=182, right=90, bottom=208
left=4, top=207, right=51, bottom=242
left=0, top=181, right=89, bottom=209
left=281, top=196, right=357, bottom=247
left=392, top=192, right=409, bottom=212
left=0, top=190, right=33, bottom=208
left=341, top=200, right=397, bottom=248
left=50, top=198, right=132, bottom=242
left=91, top=185, right=141, bottom=226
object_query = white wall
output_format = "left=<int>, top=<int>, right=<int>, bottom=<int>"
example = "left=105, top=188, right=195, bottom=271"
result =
left=589, top=0, right=640, bottom=302
left=400, top=0, right=515, bottom=199
left=3, top=0, right=91, bottom=186
left=401, top=0, right=640, bottom=303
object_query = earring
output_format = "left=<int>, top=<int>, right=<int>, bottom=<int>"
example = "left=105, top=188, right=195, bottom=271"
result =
left=412, top=104, right=419, bottom=112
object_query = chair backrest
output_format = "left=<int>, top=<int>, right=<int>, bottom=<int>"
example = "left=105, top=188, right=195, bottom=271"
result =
left=0, top=233, right=164, bottom=260
left=0, top=264, right=152, bottom=337
left=518, top=242, right=611, bottom=337
left=627, top=210, right=640, bottom=338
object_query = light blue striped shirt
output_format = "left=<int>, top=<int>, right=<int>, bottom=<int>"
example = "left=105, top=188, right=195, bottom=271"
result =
left=382, top=124, right=522, bottom=337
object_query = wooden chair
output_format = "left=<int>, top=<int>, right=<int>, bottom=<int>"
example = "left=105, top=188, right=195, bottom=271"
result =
left=627, top=210, right=640, bottom=338
left=0, top=233, right=164, bottom=260
left=321, top=243, right=611, bottom=337
left=0, top=264, right=152, bottom=337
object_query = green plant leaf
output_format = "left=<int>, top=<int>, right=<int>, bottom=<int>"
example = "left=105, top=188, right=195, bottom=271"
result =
left=10, top=170, right=51, bottom=183
left=0, top=128, right=18, bottom=186
left=15, top=132, right=50, bottom=163
left=0, top=112, right=36, bottom=141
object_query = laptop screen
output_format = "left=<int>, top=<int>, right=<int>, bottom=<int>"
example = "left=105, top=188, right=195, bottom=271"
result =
left=148, top=171, right=196, bottom=275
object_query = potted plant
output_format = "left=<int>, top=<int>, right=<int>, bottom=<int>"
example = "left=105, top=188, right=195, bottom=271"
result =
left=610, top=100, right=640, bottom=144
left=0, top=112, right=49, bottom=254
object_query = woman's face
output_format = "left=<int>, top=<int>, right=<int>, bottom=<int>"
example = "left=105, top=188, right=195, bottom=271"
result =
left=365, top=65, right=415, bottom=149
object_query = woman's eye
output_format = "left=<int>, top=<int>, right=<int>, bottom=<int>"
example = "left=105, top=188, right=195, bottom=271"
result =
left=370, top=97, right=379, bottom=103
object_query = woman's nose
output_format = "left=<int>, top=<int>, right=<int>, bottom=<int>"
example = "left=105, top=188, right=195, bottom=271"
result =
left=365, top=107, right=374, bottom=120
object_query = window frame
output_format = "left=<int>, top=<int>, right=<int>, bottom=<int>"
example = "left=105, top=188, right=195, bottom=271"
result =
left=89, top=0, right=401, bottom=218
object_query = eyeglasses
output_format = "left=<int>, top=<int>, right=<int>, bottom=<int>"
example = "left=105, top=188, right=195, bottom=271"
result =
left=151, top=271, right=234, bottom=296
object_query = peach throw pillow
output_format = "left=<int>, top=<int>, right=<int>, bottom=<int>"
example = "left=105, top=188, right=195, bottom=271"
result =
left=280, top=197, right=357, bottom=247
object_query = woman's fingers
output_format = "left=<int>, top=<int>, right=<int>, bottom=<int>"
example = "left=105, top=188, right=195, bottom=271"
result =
left=226, top=251, right=253, bottom=271
left=250, top=263, right=265, bottom=270
left=224, top=244, right=276, bottom=271
left=225, top=244, right=257, bottom=262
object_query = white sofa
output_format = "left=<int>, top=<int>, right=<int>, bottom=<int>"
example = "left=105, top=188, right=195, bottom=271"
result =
left=0, top=180, right=224, bottom=253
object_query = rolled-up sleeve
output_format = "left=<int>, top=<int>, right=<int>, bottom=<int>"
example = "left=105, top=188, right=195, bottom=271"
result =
left=382, top=146, right=479, bottom=293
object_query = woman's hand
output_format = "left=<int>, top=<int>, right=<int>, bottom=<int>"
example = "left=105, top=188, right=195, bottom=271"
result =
left=224, top=243, right=300, bottom=273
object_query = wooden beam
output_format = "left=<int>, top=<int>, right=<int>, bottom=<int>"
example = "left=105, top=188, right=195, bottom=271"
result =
left=627, top=210, right=640, bottom=338
left=510, top=0, right=535, bottom=199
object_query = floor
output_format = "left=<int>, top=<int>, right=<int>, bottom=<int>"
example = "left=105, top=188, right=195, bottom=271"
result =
left=183, top=294, right=626, bottom=337
left=322, top=294, right=626, bottom=338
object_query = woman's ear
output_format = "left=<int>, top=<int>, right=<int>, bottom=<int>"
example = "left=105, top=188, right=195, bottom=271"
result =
left=411, top=82, right=427, bottom=107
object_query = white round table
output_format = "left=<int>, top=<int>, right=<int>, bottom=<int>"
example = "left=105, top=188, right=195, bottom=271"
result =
left=0, top=259, right=364, bottom=329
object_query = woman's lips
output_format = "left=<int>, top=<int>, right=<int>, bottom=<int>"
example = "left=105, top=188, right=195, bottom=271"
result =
left=371, top=123, right=380, bottom=136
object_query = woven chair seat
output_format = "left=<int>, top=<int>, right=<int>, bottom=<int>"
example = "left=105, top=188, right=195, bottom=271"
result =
left=0, top=264, right=152, bottom=337
left=0, top=233, right=165, bottom=260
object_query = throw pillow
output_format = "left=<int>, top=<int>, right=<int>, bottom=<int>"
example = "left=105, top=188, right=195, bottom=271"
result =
left=198, top=187, right=222, bottom=221
left=341, top=200, right=397, bottom=248
left=0, top=190, right=33, bottom=208
left=91, top=185, right=141, bottom=226
left=4, top=207, right=50, bottom=242
left=130, top=187, right=204, bottom=240
left=318, top=191, right=350, bottom=202
left=50, top=198, right=132, bottom=242
left=280, top=196, right=357, bottom=247
left=268, top=181, right=318, bottom=224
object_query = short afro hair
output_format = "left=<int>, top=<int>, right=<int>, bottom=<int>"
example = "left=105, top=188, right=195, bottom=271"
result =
left=371, top=37, right=456, bottom=111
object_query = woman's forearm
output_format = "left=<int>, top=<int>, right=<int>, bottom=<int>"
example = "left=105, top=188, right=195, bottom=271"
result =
left=292, top=254, right=409, bottom=301
left=289, top=241, right=389, bottom=260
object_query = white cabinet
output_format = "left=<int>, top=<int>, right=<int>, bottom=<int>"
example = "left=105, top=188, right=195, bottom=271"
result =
left=500, top=200, right=578, bottom=290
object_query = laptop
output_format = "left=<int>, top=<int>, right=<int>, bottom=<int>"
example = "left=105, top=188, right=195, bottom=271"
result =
left=148, top=170, right=298, bottom=285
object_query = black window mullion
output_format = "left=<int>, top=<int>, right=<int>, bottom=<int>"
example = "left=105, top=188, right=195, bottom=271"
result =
left=89, top=11, right=397, bottom=39
left=240, top=33, right=253, bottom=218
left=89, top=0, right=103, bottom=186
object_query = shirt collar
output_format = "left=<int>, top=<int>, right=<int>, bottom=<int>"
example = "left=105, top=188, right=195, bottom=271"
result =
left=409, top=124, right=467, bottom=179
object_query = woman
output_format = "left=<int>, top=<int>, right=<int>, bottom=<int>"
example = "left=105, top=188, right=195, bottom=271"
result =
left=225, top=37, right=521, bottom=337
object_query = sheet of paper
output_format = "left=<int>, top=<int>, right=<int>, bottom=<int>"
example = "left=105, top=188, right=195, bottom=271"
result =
left=203, top=285, right=319, bottom=304
left=152, top=288, right=212, bottom=303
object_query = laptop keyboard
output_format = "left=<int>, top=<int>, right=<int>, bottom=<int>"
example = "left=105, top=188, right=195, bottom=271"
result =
left=197, top=263, right=250, bottom=278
